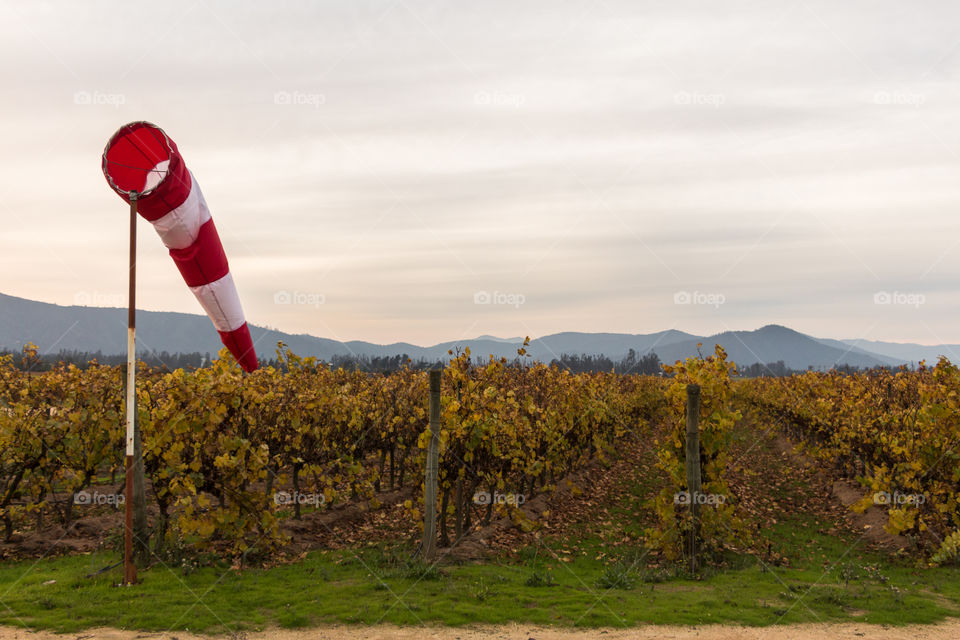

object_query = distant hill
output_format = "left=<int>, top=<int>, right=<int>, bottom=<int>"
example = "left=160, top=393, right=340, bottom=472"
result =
left=655, top=325, right=900, bottom=370
left=837, top=338, right=960, bottom=366
left=474, top=335, right=524, bottom=344
left=0, top=292, right=939, bottom=370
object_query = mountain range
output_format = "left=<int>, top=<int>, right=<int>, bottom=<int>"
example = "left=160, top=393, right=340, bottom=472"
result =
left=0, top=292, right=953, bottom=370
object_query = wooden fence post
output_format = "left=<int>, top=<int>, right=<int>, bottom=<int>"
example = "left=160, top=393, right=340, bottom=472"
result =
left=685, top=383, right=701, bottom=573
left=422, top=368, right=442, bottom=561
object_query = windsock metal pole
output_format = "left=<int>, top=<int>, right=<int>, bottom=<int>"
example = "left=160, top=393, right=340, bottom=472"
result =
left=123, top=191, right=138, bottom=586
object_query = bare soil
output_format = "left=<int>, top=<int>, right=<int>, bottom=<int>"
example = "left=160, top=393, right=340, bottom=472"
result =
left=2, top=621, right=960, bottom=640
left=832, top=480, right=910, bottom=550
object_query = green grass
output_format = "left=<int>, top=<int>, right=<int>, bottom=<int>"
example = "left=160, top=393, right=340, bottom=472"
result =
left=1, top=516, right=959, bottom=634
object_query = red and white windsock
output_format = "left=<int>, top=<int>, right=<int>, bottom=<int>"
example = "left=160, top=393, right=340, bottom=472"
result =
left=102, top=121, right=258, bottom=372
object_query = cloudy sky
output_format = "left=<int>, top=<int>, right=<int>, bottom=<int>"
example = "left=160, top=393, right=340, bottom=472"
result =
left=1, top=1, right=959, bottom=346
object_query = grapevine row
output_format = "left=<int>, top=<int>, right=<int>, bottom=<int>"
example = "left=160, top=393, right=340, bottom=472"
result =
left=0, top=343, right=665, bottom=558
left=739, top=361, right=960, bottom=564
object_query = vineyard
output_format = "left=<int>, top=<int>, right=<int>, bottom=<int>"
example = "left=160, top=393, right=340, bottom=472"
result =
left=2, top=341, right=960, bottom=573
left=740, top=360, right=960, bottom=564
left=0, top=341, right=665, bottom=561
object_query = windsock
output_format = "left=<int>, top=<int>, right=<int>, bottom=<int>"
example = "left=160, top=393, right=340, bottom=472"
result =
left=102, top=121, right=258, bottom=372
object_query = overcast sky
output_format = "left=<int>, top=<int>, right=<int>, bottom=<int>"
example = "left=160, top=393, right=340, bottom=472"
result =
left=1, top=1, right=959, bottom=346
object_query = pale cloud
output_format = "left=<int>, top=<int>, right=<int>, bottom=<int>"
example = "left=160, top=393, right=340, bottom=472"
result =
left=1, top=0, right=959, bottom=345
